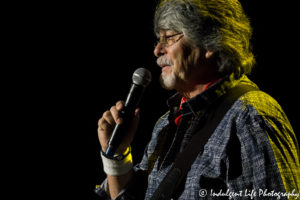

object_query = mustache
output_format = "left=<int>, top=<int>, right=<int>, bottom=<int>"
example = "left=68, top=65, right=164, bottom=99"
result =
left=156, top=56, right=174, bottom=67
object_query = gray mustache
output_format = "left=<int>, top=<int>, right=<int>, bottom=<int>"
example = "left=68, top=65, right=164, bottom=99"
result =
left=156, top=56, right=174, bottom=67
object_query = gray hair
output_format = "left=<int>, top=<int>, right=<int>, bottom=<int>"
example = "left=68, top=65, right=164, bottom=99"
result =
left=154, top=0, right=255, bottom=76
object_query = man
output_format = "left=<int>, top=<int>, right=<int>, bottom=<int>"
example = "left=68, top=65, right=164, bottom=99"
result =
left=96, top=0, right=300, bottom=199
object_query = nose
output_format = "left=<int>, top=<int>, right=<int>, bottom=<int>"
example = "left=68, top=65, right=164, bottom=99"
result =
left=154, top=42, right=166, bottom=57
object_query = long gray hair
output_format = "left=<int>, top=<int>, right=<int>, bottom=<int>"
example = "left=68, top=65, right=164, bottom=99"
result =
left=154, top=0, right=255, bottom=77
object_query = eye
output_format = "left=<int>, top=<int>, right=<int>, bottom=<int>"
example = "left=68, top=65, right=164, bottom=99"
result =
left=165, top=35, right=175, bottom=39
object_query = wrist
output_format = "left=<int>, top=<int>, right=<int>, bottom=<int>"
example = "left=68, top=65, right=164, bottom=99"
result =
left=101, top=146, right=131, bottom=161
left=101, top=146, right=133, bottom=176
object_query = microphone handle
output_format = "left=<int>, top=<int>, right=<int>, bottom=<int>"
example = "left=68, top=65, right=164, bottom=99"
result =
left=105, top=84, right=144, bottom=156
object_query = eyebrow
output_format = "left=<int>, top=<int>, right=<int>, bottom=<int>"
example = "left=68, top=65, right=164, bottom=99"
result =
left=165, top=32, right=183, bottom=38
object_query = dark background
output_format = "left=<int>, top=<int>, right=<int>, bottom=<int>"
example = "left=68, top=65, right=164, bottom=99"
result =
left=7, top=1, right=299, bottom=199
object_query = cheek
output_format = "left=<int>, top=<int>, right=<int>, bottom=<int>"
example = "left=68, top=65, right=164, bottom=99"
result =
left=175, top=54, right=189, bottom=80
left=172, top=44, right=200, bottom=81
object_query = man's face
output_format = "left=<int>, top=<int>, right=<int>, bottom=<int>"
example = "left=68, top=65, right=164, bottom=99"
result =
left=154, top=30, right=213, bottom=92
left=154, top=30, right=182, bottom=90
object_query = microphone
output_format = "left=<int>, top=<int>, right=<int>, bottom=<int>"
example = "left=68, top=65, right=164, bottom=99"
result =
left=105, top=68, right=152, bottom=157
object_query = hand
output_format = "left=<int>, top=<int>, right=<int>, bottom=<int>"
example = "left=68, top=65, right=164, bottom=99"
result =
left=98, top=101, right=140, bottom=154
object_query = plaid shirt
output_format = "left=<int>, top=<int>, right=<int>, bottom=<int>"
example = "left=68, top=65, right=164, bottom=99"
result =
left=96, top=74, right=300, bottom=200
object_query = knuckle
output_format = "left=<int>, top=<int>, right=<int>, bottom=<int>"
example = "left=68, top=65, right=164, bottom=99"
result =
left=99, top=121, right=110, bottom=131
left=109, top=106, right=116, bottom=113
left=116, top=101, right=124, bottom=110
left=98, top=118, right=102, bottom=126
left=103, top=110, right=109, bottom=115
left=103, top=110, right=111, bottom=118
left=116, top=100, right=123, bottom=106
left=110, top=107, right=120, bottom=119
left=98, top=118, right=105, bottom=127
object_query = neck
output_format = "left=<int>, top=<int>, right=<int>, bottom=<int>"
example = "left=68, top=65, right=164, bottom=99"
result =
left=179, top=84, right=207, bottom=99
left=179, top=78, right=220, bottom=99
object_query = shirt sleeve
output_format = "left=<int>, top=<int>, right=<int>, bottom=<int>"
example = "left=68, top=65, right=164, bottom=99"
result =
left=226, top=100, right=300, bottom=199
left=94, top=169, right=148, bottom=200
left=94, top=179, right=111, bottom=200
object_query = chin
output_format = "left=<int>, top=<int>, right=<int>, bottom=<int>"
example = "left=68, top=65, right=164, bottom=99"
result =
left=160, top=73, right=177, bottom=90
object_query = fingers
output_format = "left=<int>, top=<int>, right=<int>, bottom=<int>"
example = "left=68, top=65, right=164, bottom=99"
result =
left=98, top=101, right=140, bottom=153
left=110, top=103, right=123, bottom=124
left=98, top=115, right=113, bottom=132
left=98, top=101, right=125, bottom=152
left=98, top=101, right=125, bottom=131
left=115, top=101, right=124, bottom=111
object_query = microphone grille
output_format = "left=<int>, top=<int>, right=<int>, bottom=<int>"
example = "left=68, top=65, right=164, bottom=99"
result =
left=132, top=68, right=152, bottom=87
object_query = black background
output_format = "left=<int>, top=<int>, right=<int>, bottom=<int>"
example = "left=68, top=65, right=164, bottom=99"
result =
left=7, top=1, right=299, bottom=199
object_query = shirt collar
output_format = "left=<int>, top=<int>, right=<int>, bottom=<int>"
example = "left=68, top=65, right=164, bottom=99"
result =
left=167, top=73, right=259, bottom=116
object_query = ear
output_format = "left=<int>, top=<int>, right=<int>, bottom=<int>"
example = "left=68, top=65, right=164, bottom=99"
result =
left=205, top=50, right=214, bottom=59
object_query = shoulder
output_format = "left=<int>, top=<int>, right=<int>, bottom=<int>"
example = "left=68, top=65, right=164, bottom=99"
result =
left=237, top=90, right=288, bottom=122
left=219, top=89, right=293, bottom=143
left=229, top=90, right=295, bottom=151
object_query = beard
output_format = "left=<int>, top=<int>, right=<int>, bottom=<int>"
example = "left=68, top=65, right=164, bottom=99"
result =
left=160, top=68, right=176, bottom=90
left=157, top=56, right=187, bottom=90
left=160, top=67, right=184, bottom=90
left=157, top=56, right=177, bottom=90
